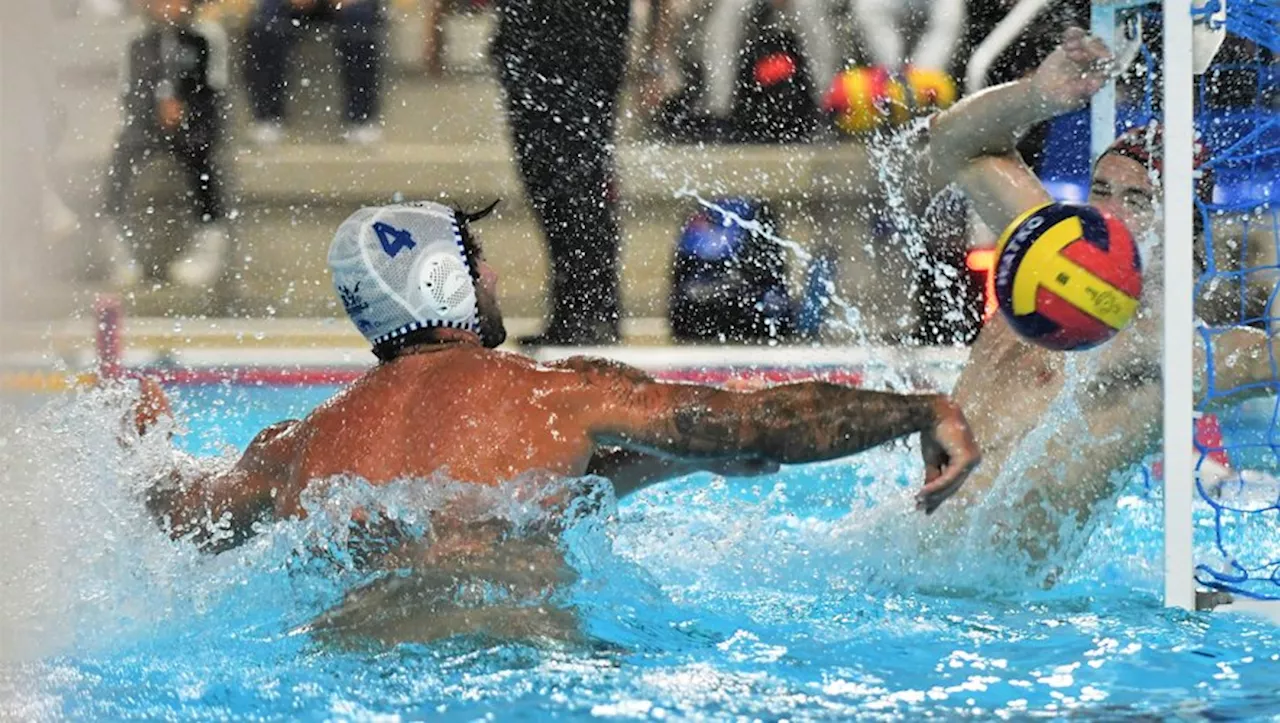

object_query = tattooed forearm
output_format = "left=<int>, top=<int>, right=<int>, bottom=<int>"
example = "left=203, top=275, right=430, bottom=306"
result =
left=670, top=383, right=939, bottom=463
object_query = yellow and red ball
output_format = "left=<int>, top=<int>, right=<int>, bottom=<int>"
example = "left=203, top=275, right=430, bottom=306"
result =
left=993, top=203, right=1143, bottom=351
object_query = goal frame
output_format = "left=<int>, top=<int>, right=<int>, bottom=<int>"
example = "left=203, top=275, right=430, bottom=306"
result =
left=1090, top=0, right=1197, bottom=611
left=1092, top=0, right=1280, bottom=620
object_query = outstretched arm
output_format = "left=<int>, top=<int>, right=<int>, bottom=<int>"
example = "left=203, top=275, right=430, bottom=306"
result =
left=128, top=378, right=302, bottom=552
left=569, top=360, right=979, bottom=514
left=144, top=419, right=302, bottom=552
left=550, top=358, right=780, bottom=496
left=1197, top=327, right=1280, bottom=407
left=1097, top=321, right=1280, bottom=410
left=585, top=446, right=780, bottom=498
left=921, top=28, right=1115, bottom=202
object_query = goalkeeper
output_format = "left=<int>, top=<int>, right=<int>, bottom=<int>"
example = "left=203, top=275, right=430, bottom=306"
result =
left=568, top=30, right=1271, bottom=583
left=904, top=27, right=1280, bottom=577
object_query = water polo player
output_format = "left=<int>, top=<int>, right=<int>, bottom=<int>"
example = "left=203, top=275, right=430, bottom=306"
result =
left=897, top=28, right=1280, bottom=581
left=132, top=199, right=978, bottom=636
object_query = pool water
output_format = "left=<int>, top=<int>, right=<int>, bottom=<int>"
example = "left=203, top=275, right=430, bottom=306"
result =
left=1, top=383, right=1278, bottom=721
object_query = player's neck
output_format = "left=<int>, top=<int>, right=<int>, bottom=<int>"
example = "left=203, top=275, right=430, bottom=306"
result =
left=392, top=330, right=484, bottom=359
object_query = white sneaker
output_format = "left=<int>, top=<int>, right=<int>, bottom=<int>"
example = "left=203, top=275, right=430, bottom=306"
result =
left=169, top=224, right=229, bottom=288
left=342, top=123, right=384, bottom=146
left=99, top=220, right=141, bottom=288
left=248, top=122, right=285, bottom=147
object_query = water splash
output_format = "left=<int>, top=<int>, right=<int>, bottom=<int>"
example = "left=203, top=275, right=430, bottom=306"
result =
left=671, top=121, right=973, bottom=352
left=0, top=382, right=207, bottom=661
left=672, top=185, right=877, bottom=347
left=0, top=384, right=645, bottom=662
left=2, top=383, right=1278, bottom=720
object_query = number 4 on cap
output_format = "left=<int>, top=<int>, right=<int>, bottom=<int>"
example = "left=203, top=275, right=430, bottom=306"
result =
left=373, top=222, right=416, bottom=258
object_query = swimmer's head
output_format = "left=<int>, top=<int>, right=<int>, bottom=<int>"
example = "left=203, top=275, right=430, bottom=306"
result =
left=1090, top=123, right=1213, bottom=240
left=328, top=200, right=506, bottom=359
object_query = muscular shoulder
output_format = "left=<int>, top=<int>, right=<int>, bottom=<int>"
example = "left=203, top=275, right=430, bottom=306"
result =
left=544, top=355, right=654, bottom=385
left=541, top=356, right=665, bottom=412
left=250, top=418, right=301, bottom=444
left=241, top=419, right=305, bottom=474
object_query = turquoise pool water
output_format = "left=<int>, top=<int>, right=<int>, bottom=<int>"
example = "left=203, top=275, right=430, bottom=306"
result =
left=1, top=382, right=1278, bottom=721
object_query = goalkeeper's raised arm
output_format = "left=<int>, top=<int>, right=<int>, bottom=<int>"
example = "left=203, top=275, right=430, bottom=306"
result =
left=919, top=28, right=1117, bottom=232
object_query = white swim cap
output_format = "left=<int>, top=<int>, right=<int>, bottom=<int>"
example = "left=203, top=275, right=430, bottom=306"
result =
left=328, top=201, right=478, bottom=347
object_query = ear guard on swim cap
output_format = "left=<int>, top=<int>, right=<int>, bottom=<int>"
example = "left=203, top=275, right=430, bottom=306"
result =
left=328, top=201, right=479, bottom=346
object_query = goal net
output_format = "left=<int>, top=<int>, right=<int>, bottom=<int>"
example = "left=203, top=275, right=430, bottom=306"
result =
left=1090, top=0, right=1278, bottom=607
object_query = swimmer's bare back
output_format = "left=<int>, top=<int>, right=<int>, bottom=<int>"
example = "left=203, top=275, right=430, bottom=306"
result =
left=141, top=343, right=980, bottom=552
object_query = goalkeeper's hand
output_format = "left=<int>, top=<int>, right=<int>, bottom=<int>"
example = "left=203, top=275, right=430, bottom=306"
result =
left=1029, top=27, right=1117, bottom=116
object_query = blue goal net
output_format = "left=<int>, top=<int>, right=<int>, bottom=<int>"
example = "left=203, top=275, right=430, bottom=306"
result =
left=1174, top=2, right=1279, bottom=600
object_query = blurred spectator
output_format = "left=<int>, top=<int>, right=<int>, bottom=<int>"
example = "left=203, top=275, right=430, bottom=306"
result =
left=700, top=0, right=838, bottom=121
left=493, top=0, right=630, bottom=345
left=46, top=104, right=80, bottom=247
left=421, top=0, right=446, bottom=76
left=669, top=198, right=795, bottom=343
left=244, top=0, right=386, bottom=145
left=655, top=0, right=825, bottom=143
left=634, top=0, right=683, bottom=120
left=99, top=0, right=232, bottom=288
left=850, top=0, right=965, bottom=73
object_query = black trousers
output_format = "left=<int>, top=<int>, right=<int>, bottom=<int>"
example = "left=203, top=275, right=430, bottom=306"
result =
left=103, top=127, right=225, bottom=223
left=245, top=0, right=384, bottom=124
left=494, top=0, right=630, bottom=342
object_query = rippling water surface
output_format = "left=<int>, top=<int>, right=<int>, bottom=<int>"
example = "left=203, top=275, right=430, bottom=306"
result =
left=1, top=383, right=1277, bottom=721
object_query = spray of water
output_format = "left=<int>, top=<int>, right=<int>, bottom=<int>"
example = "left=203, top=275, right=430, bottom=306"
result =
left=663, top=129, right=1208, bottom=597
left=669, top=117, right=983, bottom=357
left=864, top=124, right=976, bottom=340
left=672, top=185, right=874, bottom=346
left=0, top=1, right=82, bottom=668
left=0, top=383, right=650, bottom=663
left=0, top=383, right=200, bottom=661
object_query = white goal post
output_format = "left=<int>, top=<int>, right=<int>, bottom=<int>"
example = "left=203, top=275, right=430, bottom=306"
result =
left=1159, top=0, right=1198, bottom=614
left=1089, top=0, right=1197, bottom=611
left=1092, top=1, right=1280, bottom=621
